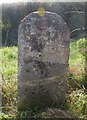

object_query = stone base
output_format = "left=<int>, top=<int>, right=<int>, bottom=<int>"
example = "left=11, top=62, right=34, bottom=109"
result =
left=17, top=108, right=78, bottom=119
left=18, top=77, right=67, bottom=111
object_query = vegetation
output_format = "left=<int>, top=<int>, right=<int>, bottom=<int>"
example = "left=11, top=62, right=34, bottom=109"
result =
left=68, top=39, right=87, bottom=118
left=1, top=38, right=87, bottom=119
left=1, top=47, right=17, bottom=119
left=2, top=46, right=18, bottom=81
left=77, top=38, right=87, bottom=57
left=1, top=2, right=86, bottom=119
left=2, top=2, right=85, bottom=46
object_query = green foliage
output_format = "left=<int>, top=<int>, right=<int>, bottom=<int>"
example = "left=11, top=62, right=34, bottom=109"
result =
left=77, top=38, right=87, bottom=88
left=68, top=90, right=87, bottom=117
left=69, top=39, right=83, bottom=68
left=69, top=39, right=84, bottom=69
left=77, top=38, right=87, bottom=57
left=0, top=112, right=16, bottom=120
left=2, top=79, right=17, bottom=115
left=1, top=38, right=87, bottom=119
left=69, top=39, right=85, bottom=85
left=1, top=47, right=17, bottom=119
left=0, top=112, right=9, bottom=120
left=1, top=46, right=18, bottom=81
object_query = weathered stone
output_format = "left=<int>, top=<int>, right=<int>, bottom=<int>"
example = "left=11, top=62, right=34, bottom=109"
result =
left=18, top=11, right=70, bottom=111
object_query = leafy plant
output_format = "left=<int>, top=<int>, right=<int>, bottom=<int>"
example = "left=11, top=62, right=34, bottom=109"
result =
left=0, top=112, right=16, bottom=120
left=77, top=38, right=87, bottom=57
left=77, top=38, right=87, bottom=88
left=68, top=90, right=87, bottom=117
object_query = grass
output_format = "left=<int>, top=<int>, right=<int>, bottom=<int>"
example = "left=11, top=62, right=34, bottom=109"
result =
left=1, top=46, right=18, bottom=81
left=69, top=39, right=85, bottom=84
left=1, top=46, right=17, bottom=119
left=0, top=38, right=87, bottom=119
left=69, top=39, right=84, bottom=72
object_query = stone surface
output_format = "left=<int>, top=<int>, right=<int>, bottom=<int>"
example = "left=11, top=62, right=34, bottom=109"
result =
left=18, top=11, right=70, bottom=111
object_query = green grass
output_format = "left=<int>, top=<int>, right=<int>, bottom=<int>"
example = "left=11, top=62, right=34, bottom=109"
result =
left=1, top=46, right=17, bottom=118
left=0, top=38, right=87, bottom=119
left=69, top=39, right=84, bottom=70
left=69, top=39, right=85, bottom=83
left=1, top=46, right=18, bottom=81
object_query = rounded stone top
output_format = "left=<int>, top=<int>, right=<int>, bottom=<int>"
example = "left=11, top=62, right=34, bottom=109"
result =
left=18, top=11, right=70, bottom=64
left=19, top=11, right=70, bottom=41
left=21, top=11, right=62, bottom=22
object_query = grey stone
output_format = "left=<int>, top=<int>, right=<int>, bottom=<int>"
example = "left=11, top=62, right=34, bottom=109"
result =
left=18, top=11, right=70, bottom=111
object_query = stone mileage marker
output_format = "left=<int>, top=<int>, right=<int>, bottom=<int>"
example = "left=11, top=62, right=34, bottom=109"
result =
left=18, top=11, right=70, bottom=111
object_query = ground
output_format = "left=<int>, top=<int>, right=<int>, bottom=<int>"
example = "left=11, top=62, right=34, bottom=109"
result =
left=0, top=38, right=87, bottom=119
